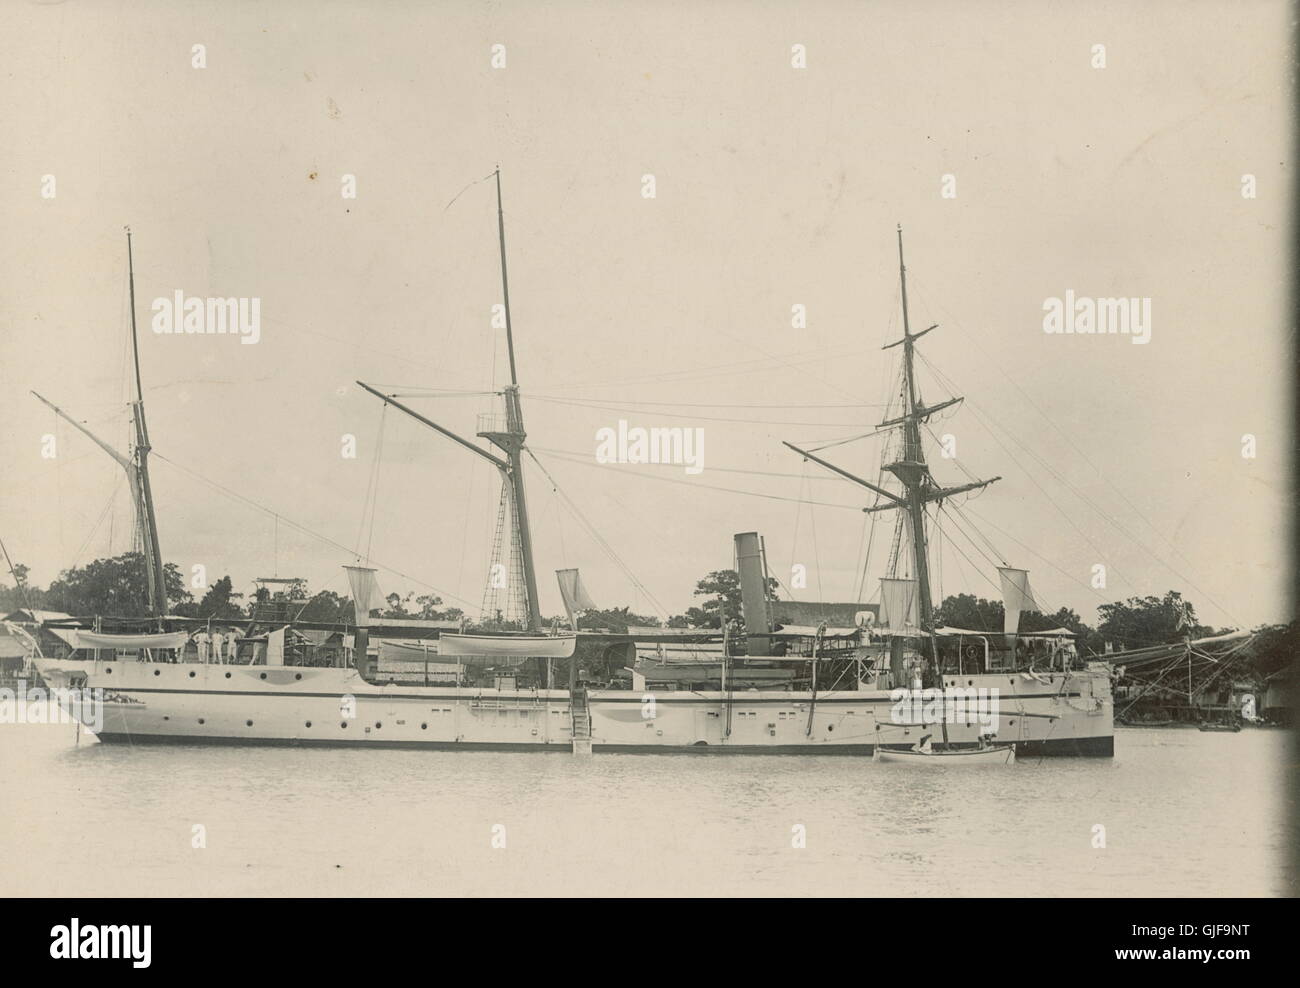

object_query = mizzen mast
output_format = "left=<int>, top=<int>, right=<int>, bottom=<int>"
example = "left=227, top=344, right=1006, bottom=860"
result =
left=31, top=229, right=168, bottom=623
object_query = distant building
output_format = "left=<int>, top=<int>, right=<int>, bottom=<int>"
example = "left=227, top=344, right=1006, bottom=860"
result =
left=770, top=600, right=877, bottom=630
left=0, top=624, right=32, bottom=687
left=1263, top=667, right=1292, bottom=725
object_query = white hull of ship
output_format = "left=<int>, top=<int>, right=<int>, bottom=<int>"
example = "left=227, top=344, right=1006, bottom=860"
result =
left=31, top=658, right=1114, bottom=756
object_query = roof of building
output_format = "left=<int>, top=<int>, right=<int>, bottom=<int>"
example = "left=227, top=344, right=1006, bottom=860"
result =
left=770, top=600, right=877, bottom=627
left=2, top=608, right=73, bottom=624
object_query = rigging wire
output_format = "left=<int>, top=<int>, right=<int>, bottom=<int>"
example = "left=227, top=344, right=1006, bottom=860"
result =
left=809, top=494, right=824, bottom=605
left=788, top=470, right=805, bottom=597
left=68, top=476, right=126, bottom=573
left=523, top=449, right=670, bottom=620
left=803, top=426, right=892, bottom=452
left=933, top=506, right=1005, bottom=598
left=523, top=394, right=877, bottom=428
left=910, top=282, right=1240, bottom=626
left=370, top=388, right=502, bottom=399
left=149, top=451, right=478, bottom=610
left=355, top=404, right=388, bottom=564
left=530, top=448, right=866, bottom=510
left=524, top=394, right=888, bottom=410
left=915, top=350, right=1142, bottom=598
left=961, top=502, right=1109, bottom=604
left=530, top=445, right=863, bottom=483
left=531, top=343, right=874, bottom=394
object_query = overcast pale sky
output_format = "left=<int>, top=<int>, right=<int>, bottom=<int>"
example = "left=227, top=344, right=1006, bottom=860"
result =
left=0, top=0, right=1291, bottom=630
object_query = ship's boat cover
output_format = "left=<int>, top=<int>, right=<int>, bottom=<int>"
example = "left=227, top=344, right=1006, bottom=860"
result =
left=437, top=633, right=577, bottom=658
left=50, top=629, right=190, bottom=650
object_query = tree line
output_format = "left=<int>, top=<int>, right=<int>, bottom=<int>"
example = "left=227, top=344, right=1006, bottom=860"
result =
left=0, top=551, right=1292, bottom=677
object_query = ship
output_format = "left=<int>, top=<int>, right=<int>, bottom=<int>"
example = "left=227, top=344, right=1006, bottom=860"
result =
left=32, top=184, right=1114, bottom=756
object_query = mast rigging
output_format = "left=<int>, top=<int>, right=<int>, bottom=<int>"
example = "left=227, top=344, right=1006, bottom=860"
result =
left=358, top=169, right=543, bottom=632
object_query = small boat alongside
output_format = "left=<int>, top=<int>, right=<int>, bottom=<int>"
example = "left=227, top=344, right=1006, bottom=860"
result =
left=873, top=734, right=1016, bottom=765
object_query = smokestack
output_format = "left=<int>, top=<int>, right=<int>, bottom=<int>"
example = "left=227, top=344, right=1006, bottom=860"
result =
left=734, top=532, right=772, bottom=657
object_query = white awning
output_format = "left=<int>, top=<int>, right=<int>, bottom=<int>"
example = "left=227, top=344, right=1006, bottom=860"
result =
left=769, top=625, right=859, bottom=639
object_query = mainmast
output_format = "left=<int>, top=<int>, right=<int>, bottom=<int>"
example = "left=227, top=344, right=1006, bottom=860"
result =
left=357, top=169, right=543, bottom=633
left=484, top=168, right=543, bottom=633
left=126, top=228, right=168, bottom=621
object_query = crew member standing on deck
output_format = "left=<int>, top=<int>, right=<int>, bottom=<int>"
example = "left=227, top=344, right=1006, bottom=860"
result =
left=210, top=629, right=224, bottom=665
left=194, top=629, right=210, bottom=664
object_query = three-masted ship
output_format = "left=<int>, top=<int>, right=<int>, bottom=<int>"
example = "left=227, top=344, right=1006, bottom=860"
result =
left=33, top=187, right=1114, bottom=756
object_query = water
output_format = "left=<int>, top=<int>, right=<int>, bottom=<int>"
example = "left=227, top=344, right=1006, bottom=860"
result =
left=1, top=726, right=1292, bottom=896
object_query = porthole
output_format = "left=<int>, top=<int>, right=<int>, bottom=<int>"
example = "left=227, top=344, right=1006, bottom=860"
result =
left=421, top=723, right=428, bottom=730
left=188, top=671, right=196, bottom=678
left=305, top=721, right=312, bottom=728
left=375, top=722, right=382, bottom=729
left=246, top=720, right=253, bottom=727
left=162, top=715, right=169, bottom=721
left=295, top=673, right=302, bottom=681
left=225, top=672, right=231, bottom=679
left=340, top=721, right=348, bottom=729
left=153, top=669, right=161, bottom=676
left=259, top=673, right=267, bottom=680
left=198, top=718, right=205, bottom=725
left=105, top=667, right=112, bottom=674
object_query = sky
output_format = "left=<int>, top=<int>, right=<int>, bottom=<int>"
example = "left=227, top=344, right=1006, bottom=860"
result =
left=0, top=0, right=1292, bottom=630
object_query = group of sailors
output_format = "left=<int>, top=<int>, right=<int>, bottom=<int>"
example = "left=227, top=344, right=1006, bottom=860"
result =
left=191, top=628, right=244, bottom=664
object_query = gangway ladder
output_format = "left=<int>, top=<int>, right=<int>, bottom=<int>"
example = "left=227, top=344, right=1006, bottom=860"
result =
left=570, top=686, right=592, bottom=755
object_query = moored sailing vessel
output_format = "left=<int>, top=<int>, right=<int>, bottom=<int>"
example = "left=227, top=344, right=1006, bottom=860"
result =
left=33, top=189, right=1114, bottom=756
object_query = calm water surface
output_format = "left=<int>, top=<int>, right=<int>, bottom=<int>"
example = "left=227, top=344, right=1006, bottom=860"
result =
left=1, top=726, right=1293, bottom=896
